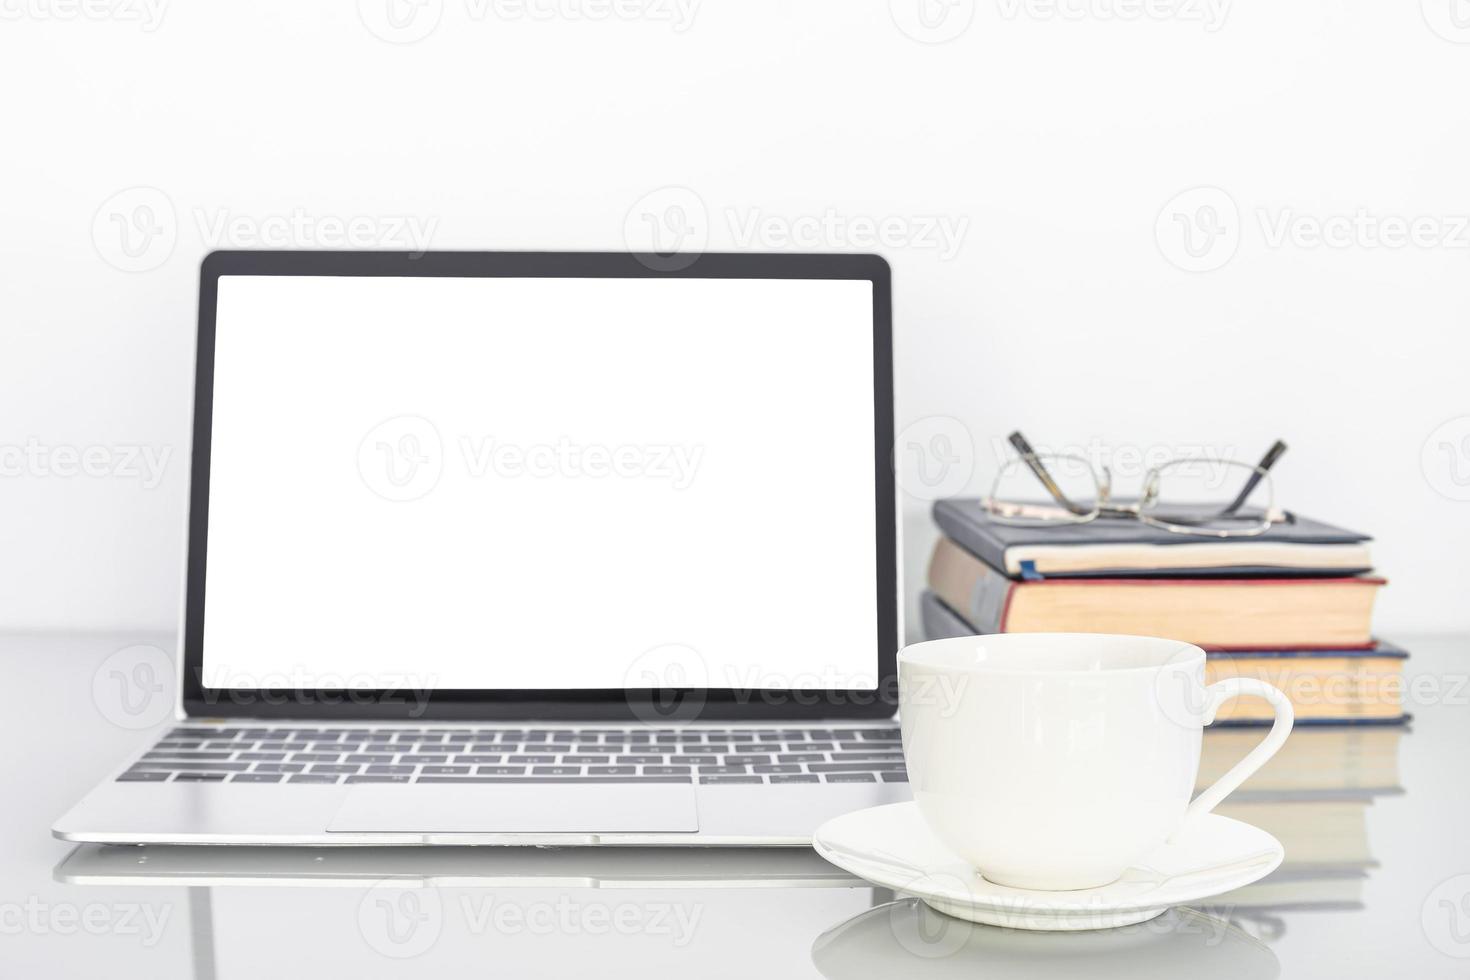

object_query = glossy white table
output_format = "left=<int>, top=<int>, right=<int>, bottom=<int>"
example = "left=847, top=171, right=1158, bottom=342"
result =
left=4, top=632, right=1468, bottom=978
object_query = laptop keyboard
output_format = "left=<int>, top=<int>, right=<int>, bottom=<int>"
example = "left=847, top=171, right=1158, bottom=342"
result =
left=116, top=726, right=908, bottom=786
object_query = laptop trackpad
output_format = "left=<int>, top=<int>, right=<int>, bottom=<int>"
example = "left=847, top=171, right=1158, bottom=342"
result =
left=326, top=783, right=699, bottom=834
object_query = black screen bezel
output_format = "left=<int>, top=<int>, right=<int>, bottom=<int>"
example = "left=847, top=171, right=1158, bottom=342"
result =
left=182, top=250, right=897, bottom=720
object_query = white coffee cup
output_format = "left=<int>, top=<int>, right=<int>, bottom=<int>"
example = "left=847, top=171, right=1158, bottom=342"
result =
left=898, top=633, right=1294, bottom=891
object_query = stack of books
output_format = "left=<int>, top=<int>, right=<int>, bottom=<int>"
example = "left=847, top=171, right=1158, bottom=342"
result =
left=921, top=499, right=1409, bottom=725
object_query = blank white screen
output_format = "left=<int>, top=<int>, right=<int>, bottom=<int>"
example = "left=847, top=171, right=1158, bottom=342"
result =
left=202, top=275, right=881, bottom=691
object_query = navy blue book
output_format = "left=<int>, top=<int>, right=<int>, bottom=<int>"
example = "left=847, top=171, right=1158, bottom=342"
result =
left=932, top=499, right=1373, bottom=580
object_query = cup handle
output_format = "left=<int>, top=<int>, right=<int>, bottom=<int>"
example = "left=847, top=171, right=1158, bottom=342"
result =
left=1170, top=678, right=1294, bottom=843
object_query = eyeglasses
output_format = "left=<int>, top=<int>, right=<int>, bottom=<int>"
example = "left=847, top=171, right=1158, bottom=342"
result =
left=983, top=431, right=1290, bottom=538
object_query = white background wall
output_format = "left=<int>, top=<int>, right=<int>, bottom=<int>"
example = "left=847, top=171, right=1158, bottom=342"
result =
left=3, top=0, right=1468, bottom=639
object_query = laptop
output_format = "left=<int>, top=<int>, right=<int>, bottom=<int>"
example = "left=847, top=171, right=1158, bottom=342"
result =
left=54, top=250, right=908, bottom=845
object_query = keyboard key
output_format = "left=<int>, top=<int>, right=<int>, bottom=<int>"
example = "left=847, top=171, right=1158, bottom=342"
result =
left=345, top=754, right=397, bottom=764
left=668, top=755, right=719, bottom=765
left=288, top=774, right=341, bottom=783
left=808, top=762, right=906, bottom=773
left=697, top=765, right=748, bottom=775
left=238, top=752, right=288, bottom=762
left=824, top=773, right=877, bottom=783
left=174, top=772, right=228, bottom=782
left=531, top=766, right=585, bottom=777
left=642, top=765, right=691, bottom=775
left=231, top=773, right=284, bottom=783
left=778, top=753, right=826, bottom=763
left=587, top=766, right=637, bottom=775
left=308, top=764, right=362, bottom=775
left=421, top=765, right=471, bottom=775
left=133, top=761, right=250, bottom=772
left=145, top=750, right=234, bottom=760
left=881, top=772, right=910, bottom=783
left=476, top=765, right=528, bottom=775
left=347, top=775, right=412, bottom=784
left=615, top=755, right=665, bottom=765
left=752, top=764, right=802, bottom=774
left=117, top=770, right=170, bottom=782
left=508, top=755, right=556, bottom=764
left=407, top=754, right=450, bottom=764
left=723, top=754, right=772, bottom=765
left=804, top=743, right=835, bottom=752
left=366, top=765, right=416, bottom=775
left=833, top=752, right=905, bottom=762
left=292, top=753, right=342, bottom=763
left=251, top=763, right=305, bottom=773
left=450, top=754, right=504, bottom=765
left=700, top=775, right=762, bottom=784
left=769, top=774, right=820, bottom=784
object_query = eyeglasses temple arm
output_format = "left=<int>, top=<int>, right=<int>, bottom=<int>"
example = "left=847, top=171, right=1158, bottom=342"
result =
left=1220, top=439, right=1288, bottom=516
left=1007, top=431, right=1093, bottom=516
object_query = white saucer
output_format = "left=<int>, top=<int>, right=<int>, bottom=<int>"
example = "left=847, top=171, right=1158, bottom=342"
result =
left=812, top=802, right=1283, bottom=932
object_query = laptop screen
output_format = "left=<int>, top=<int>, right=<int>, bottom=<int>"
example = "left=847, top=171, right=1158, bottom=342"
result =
left=200, top=272, right=884, bottom=697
